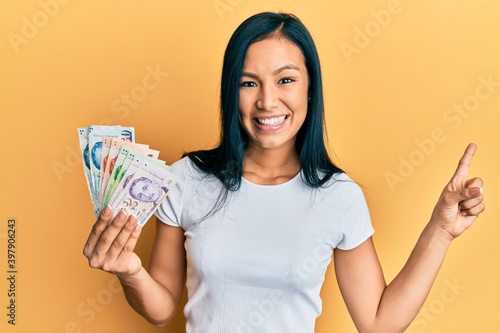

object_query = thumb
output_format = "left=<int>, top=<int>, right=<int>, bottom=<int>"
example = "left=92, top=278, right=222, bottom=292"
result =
left=445, top=186, right=482, bottom=205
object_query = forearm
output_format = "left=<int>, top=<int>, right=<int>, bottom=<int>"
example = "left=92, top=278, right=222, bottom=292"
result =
left=374, top=222, right=453, bottom=332
left=118, top=266, right=179, bottom=327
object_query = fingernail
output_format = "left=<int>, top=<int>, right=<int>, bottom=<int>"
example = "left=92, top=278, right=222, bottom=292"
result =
left=470, top=187, right=481, bottom=196
left=102, top=205, right=111, bottom=216
left=134, top=224, right=141, bottom=232
left=117, top=208, right=128, bottom=221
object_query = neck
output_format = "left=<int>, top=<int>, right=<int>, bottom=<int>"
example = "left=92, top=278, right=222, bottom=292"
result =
left=243, top=142, right=300, bottom=185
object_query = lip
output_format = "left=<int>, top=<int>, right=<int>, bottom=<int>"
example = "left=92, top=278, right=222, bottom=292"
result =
left=252, top=115, right=289, bottom=131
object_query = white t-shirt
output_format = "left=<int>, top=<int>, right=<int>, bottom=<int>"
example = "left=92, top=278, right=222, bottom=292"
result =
left=155, top=157, right=374, bottom=333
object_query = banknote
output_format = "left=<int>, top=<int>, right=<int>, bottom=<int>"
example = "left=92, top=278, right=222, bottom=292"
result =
left=106, top=152, right=167, bottom=208
left=79, top=125, right=172, bottom=225
left=98, top=137, right=114, bottom=190
left=77, top=127, right=97, bottom=213
left=88, top=125, right=135, bottom=206
left=102, top=147, right=138, bottom=207
left=99, top=139, right=160, bottom=207
left=98, top=138, right=150, bottom=208
left=109, top=158, right=175, bottom=226
left=101, top=147, right=135, bottom=206
left=97, top=136, right=116, bottom=205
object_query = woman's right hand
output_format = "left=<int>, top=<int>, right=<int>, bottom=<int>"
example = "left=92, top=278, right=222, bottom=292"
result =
left=83, top=205, right=143, bottom=278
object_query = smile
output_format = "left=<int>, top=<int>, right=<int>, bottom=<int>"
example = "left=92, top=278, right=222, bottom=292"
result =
left=255, top=115, right=287, bottom=126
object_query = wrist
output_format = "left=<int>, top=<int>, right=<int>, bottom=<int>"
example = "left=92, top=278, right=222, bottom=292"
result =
left=425, top=220, right=455, bottom=246
left=116, top=266, right=145, bottom=284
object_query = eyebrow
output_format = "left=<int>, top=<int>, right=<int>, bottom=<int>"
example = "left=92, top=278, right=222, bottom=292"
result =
left=273, top=64, right=301, bottom=75
left=241, top=64, right=301, bottom=78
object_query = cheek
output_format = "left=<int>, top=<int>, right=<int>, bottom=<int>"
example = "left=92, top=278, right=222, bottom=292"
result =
left=238, top=93, right=251, bottom=116
left=238, top=96, right=254, bottom=126
left=285, top=92, right=308, bottom=116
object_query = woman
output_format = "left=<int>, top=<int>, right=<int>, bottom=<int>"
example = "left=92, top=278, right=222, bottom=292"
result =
left=83, top=12, right=485, bottom=332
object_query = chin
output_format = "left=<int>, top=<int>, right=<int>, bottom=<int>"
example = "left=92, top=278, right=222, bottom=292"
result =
left=252, top=138, right=294, bottom=150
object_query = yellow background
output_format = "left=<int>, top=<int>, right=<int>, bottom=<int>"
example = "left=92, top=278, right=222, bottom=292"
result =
left=1, top=0, right=499, bottom=332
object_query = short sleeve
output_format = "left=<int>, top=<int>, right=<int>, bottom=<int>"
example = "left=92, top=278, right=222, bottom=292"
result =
left=154, top=158, right=189, bottom=228
left=336, top=179, right=374, bottom=250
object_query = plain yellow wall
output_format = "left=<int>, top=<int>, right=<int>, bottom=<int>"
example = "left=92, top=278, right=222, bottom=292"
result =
left=1, top=1, right=499, bottom=332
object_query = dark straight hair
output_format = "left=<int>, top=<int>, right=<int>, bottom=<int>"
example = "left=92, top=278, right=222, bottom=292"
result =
left=184, top=12, right=343, bottom=191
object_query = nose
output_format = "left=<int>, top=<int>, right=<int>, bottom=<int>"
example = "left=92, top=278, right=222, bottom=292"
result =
left=256, top=83, right=278, bottom=111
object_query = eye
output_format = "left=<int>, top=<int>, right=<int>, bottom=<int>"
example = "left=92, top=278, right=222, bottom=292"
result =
left=278, top=77, right=294, bottom=84
left=240, top=81, right=257, bottom=88
left=142, top=184, right=149, bottom=191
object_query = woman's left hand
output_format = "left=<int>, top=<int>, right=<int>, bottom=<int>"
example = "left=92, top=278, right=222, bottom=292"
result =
left=431, top=143, right=485, bottom=240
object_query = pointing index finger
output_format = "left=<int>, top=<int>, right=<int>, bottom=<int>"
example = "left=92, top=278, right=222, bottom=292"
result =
left=452, top=143, right=477, bottom=180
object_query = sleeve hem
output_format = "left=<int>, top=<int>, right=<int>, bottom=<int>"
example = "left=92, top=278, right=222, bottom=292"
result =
left=336, top=228, right=375, bottom=251
left=153, top=213, right=182, bottom=228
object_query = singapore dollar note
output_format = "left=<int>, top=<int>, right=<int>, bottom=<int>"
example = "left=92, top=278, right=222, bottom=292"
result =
left=78, top=125, right=172, bottom=226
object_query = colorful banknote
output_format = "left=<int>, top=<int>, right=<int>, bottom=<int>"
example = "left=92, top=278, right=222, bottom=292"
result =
left=78, top=127, right=95, bottom=212
left=87, top=125, right=135, bottom=206
left=78, top=125, right=172, bottom=226
left=109, top=158, right=175, bottom=226
left=98, top=138, right=152, bottom=208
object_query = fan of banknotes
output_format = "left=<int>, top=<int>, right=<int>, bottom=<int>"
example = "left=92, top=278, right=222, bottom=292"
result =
left=77, top=125, right=175, bottom=226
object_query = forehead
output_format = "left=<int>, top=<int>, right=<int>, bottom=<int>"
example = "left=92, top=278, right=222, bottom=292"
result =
left=243, top=37, right=306, bottom=70
left=134, top=178, right=149, bottom=186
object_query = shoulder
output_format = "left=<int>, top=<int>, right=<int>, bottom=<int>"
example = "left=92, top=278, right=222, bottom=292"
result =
left=169, top=156, right=205, bottom=179
left=312, top=172, right=366, bottom=208
left=155, top=157, right=216, bottom=228
left=169, top=156, right=191, bottom=174
left=170, top=156, right=223, bottom=193
left=321, top=172, right=363, bottom=193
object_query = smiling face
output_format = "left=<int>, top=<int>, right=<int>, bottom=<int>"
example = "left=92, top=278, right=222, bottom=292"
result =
left=238, top=37, right=309, bottom=152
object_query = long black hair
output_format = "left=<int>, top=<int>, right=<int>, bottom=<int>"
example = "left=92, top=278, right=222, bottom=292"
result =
left=184, top=12, right=343, bottom=191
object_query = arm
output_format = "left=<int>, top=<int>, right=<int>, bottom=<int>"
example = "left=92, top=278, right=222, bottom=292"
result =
left=83, top=207, right=186, bottom=327
left=334, top=143, right=485, bottom=333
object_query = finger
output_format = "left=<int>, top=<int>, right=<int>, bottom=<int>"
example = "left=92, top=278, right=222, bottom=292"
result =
left=465, top=176, right=483, bottom=189
left=452, top=143, right=476, bottom=180
left=459, top=195, right=484, bottom=210
left=92, top=208, right=130, bottom=259
left=120, top=222, right=142, bottom=257
left=444, top=186, right=482, bottom=206
left=459, top=178, right=484, bottom=211
left=115, top=225, right=143, bottom=275
left=106, top=214, right=141, bottom=260
left=83, top=205, right=114, bottom=257
left=460, top=202, right=485, bottom=217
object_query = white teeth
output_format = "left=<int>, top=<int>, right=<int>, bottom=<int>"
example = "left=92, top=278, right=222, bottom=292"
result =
left=257, top=116, right=286, bottom=126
